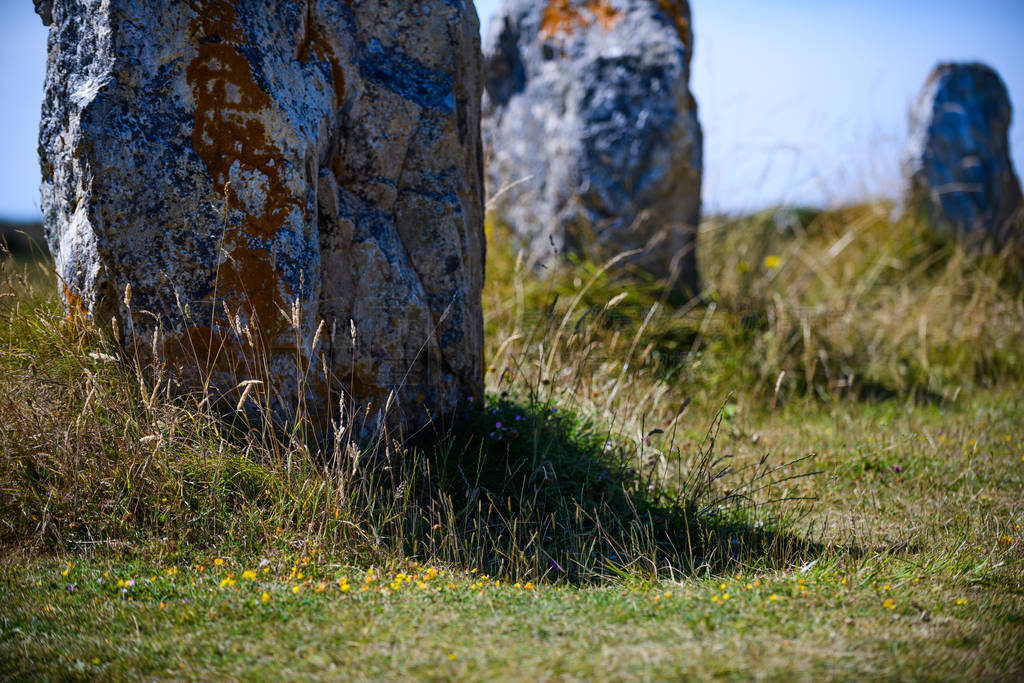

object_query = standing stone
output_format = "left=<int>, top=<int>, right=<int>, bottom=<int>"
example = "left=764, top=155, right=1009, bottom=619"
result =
left=36, top=0, right=485, bottom=439
left=902, top=62, right=1022, bottom=244
left=483, top=0, right=702, bottom=296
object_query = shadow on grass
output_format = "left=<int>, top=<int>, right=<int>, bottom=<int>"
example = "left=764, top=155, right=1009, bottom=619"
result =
left=391, top=396, right=832, bottom=584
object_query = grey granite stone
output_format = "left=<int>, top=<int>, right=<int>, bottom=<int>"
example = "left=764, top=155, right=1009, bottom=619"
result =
left=36, top=0, right=485, bottom=439
left=903, top=62, right=1022, bottom=244
left=483, top=0, right=702, bottom=295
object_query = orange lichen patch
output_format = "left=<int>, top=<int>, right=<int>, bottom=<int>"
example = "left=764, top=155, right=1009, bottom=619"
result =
left=588, top=1, right=624, bottom=30
left=185, top=0, right=302, bottom=372
left=163, top=324, right=254, bottom=387
left=541, top=0, right=584, bottom=36
left=296, top=7, right=346, bottom=108
left=541, top=0, right=622, bottom=37
left=60, top=282, right=87, bottom=329
left=655, top=0, right=691, bottom=46
left=330, top=153, right=345, bottom=182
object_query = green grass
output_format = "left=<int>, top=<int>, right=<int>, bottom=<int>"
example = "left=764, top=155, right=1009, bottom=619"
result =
left=3, top=397, right=1022, bottom=679
left=2, top=206, right=1024, bottom=678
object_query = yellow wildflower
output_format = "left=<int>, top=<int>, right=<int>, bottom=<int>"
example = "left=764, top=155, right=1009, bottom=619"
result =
left=764, top=255, right=781, bottom=269
left=292, top=585, right=301, bottom=594
left=213, top=558, right=224, bottom=567
left=241, top=570, right=257, bottom=581
left=262, top=591, right=270, bottom=603
left=882, top=598, right=896, bottom=610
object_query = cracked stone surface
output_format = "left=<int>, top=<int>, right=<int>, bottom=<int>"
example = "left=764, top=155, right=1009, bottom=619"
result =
left=37, top=0, right=485, bottom=439
left=902, top=62, right=1022, bottom=245
left=483, top=0, right=702, bottom=295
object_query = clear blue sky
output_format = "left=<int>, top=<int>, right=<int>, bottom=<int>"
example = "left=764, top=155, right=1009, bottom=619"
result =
left=2, top=1, right=1022, bottom=220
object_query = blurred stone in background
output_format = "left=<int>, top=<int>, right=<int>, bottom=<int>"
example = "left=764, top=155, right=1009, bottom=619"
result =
left=483, top=0, right=702, bottom=296
left=902, top=62, right=1022, bottom=245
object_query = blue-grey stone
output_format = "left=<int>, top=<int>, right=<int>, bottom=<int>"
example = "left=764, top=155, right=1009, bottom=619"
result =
left=483, top=0, right=702, bottom=295
left=36, top=0, right=485, bottom=438
left=903, top=62, right=1022, bottom=244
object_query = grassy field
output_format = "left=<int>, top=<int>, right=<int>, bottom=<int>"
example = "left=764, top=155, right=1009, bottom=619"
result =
left=2, top=206, right=1023, bottom=679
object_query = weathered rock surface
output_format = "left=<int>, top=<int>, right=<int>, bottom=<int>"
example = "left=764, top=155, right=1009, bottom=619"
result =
left=483, top=0, right=702, bottom=295
left=903, top=62, right=1022, bottom=244
left=37, top=0, right=485, bottom=438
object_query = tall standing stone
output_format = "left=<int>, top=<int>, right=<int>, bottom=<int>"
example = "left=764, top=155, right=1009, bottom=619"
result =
left=36, top=0, right=485, bottom=439
left=483, top=0, right=702, bottom=296
left=903, top=62, right=1022, bottom=244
